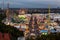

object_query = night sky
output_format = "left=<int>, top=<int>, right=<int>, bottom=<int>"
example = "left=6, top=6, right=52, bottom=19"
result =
left=0, top=0, right=60, bottom=8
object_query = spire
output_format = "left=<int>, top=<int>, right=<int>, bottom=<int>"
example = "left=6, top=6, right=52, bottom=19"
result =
left=48, top=5, right=50, bottom=21
left=48, top=5, right=50, bottom=17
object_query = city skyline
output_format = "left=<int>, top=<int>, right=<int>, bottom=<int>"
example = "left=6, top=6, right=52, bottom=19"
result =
left=0, top=0, right=60, bottom=8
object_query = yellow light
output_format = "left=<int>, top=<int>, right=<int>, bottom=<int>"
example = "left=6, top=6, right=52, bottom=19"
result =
left=18, top=15, right=26, bottom=18
left=42, top=33, right=44, bottom=34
